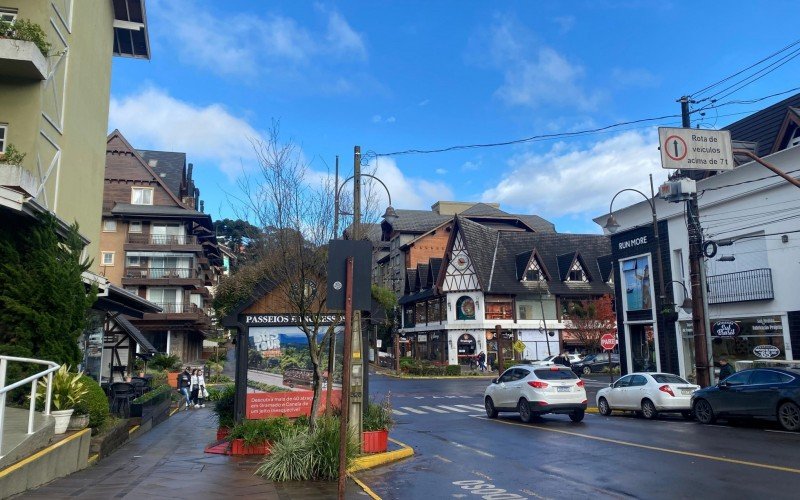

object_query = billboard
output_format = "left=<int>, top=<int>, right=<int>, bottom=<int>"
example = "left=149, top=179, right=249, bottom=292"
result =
left=622, top=255, right=652, bottom=311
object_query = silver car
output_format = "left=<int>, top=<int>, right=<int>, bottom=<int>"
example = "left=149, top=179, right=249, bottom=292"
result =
left=484, top=365, right=588, bottom=423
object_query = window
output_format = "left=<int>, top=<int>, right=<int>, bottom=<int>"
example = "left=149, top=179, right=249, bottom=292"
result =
left=126, top=256, right=141, bottom=267
left=131, top=187, right=153, bottom=205
left=723, top=372, right=751, bottom=386
left=534, top=368, right=578, bottom=380
left=456, top=296, right=476, bottom=320
left=0, top=123, right=7, bottom=154
left=102, top=219, right=117, bottom=232
left=790, top=127, right=800, bottom=149
left=519, top=305, right=529, bottom=320
left=0, top=9, right=16, bottom=23
left=614, top=375, right=633, bottom=388
left=750, top=370, right=792, bottom=385
left=525, top=269, right=541, bottom=281
left=101, top=252, right=114, bottom=266
left=630, top=375, right=648, bottom=387
left=124, top=286, right=138, bottom=295
left=129, top=221, right=142, bottom=233
left=652, top=374, right=690, bottom=384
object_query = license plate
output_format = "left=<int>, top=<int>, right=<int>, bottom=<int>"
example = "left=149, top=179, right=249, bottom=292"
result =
left=557, top=386, right=571, bottom=393
left=681, top=389, right=693, bottom=395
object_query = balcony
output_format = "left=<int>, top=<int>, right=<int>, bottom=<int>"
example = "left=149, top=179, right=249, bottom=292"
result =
left=125, top=233, right=202, bottom=252
left=141, top=302, right=212, bottom=327
left=706, top=268, right=774, bottom=305
left=0, top=39, right=47, bottom=80
left=121, top=267, right=200, bottom=286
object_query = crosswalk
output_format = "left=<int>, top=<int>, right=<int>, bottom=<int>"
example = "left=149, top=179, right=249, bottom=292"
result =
left=392, top=403, right=485, bottom=416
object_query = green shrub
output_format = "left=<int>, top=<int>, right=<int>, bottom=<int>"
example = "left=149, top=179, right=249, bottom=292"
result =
left=213, top=384, right=236, bottom=429
left=0, top=18, right=51, bottom=55
left=363, top=396, right=394, bottom=431
left=445, top=365, right=461, bottom=376
left=246, top=380, right=284, bottom=392
left=399, top=358, right=414, bottom=372
left=150, top=353, right=181, bottom=371
left=255, top=414, right=357, bottom=481
left=229, top=417, right=293, bottom=446
left=131, top=384, right=171, bottom=405
left=73, top=375, right=109, bottom=429
left=37, top=365, right=88, bottom=410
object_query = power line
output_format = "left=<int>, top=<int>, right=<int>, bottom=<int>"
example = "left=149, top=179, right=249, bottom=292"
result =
left=690, top=39, right=800, bottom=99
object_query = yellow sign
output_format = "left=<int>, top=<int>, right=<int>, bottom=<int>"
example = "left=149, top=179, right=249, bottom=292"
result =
left=512, top=340, right=526, bottom=353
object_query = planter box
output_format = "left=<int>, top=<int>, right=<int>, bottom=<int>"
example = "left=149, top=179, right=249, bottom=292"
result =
left=229, top=438, right=271, bottom=456
left=362, top=430, right=389, bottom=453
left=216, top=427, right=230, bottom=440
left=130, top=389, right=171, bottom=420
left=167, top=371, right=179, bottom=388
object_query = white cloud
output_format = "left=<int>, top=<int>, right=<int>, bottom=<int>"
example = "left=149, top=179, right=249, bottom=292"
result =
left=363, top=157, right=454, bottom=210
left=475, top=16, right=602, bottom=111
left=372, top=115, right=382, bottom=123
left=418, top=99, right=430, bottom=107
left=461, top=160, right=481, bottom=171
left=110, top=86, right=262, bottom=178
left=481, top=129, right=666, bottom=218
left=150, top=1, right=366, bottom=79
left=435, top=168, right=448, bottom=175
left=371, top=115, right=396, bottom=124
left=386, top=116, right=396, bottom=123
left=611, top=67, right=661, bottom=88
left=552, top=16, right=576, bottom=34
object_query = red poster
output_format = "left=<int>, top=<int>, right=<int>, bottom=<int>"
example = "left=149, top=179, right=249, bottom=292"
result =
left=246, top=390, right=342, bottom=419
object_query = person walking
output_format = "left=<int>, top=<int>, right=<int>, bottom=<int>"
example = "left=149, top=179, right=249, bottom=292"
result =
left=178, top=366, right=192, bottom=410
left=195, top=368, right=207, bottom=408
left=477, top=351, right=487, bottom=372
left=719, top=358, right=735, bottom=380
left=554, top=352, right=571, bottom=367
left=190, top=368, right=200, bottom=408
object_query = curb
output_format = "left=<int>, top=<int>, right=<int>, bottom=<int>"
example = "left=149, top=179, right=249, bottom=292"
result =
left=348, top=437, right=414, bottom=473
left=374, top=370, right=495, bottom=380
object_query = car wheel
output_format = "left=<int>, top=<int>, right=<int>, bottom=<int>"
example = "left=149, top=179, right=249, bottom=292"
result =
left=681, top=410, right=694, bottom=421
left=518, top=398, right=533, bottom=423
left=598, top=397, right=612, bottom=416
left=777, top=401, right=800, bottom=431
left=569, top=409, right=585, bottom=422
left=582, top=366, right=592, bottom=375
left=485, top=396, right=498, bottom=419
left=641, top=399, right=658, bottom=420
left=694, top=399, right=716, bottom=424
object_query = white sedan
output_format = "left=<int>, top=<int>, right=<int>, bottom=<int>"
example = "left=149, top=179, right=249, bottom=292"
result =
left=528, top=354, right=583, bottom=366
left=596, top=372, right=700, bottom=419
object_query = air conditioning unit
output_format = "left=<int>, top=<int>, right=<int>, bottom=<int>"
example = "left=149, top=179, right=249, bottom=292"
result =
left=659, top=179, right=696, bottom=203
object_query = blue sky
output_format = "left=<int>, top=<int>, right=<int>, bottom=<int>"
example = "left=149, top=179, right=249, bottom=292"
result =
left=109, top=0, right=800, bottom=234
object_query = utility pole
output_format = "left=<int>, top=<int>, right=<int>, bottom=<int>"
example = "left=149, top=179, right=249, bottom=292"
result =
left=679, top=96, right=711, bottom=387
left=495, top=324, right=504, bottom=373
left=351, top=146, right=364, bottom=438
left=328, top=156, right=339, bottom=409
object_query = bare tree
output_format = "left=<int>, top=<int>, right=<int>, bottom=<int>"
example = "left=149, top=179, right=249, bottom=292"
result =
left=563, top=295, right=616, bottom=353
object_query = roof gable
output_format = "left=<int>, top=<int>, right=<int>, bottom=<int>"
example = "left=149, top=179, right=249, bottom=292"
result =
left=771, top=107, right=800, bottom=153
left=516, top=249, right=551, bottom=281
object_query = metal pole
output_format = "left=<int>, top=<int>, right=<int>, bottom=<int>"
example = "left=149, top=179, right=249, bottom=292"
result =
left=495, top=325, right=504, bottom=374
left=329, top=155, right=340, bottom=412
left=234, top=324, right=249, bottom=423
left=351, top=146, right=364, bottom=437
left=539, top=294, right=551, bottom=357
left=337, top=257, right=354, bottom=499
left=333, top=155, right=340, bottom=238
left=732, top=149, right=800, bottom=189
left=649, top=174, right=671, bottom=372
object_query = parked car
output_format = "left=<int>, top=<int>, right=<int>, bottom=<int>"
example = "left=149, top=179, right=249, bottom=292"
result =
left=529, top=354, right=583, bottom=366
left=571, top=352, right=620, bottom=375
left=484, top=365, right=587, bottom=423
left=691, top=368, right=800, bottom=431
left=596, top=372, right=699, bottom=419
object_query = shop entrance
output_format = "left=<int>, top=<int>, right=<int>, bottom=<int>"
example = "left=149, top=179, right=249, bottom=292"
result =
left=457, top=333, right=476, bottom=365
left=629, top=324, right=657, bottom=372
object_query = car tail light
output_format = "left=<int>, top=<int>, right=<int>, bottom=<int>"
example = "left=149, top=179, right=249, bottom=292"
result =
left=659, top=385, right=675, bottom=397
left=528, top=381, right=548, bottom=389
left=537, top=401, right=549, bottom=406
left=550, top=366, right=559, bottom=371
left=576, top=380, right=585, bottom=388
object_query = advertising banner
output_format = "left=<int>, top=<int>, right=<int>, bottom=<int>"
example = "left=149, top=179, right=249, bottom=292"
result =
left=246, top=390, right=342, bottom=419
left=622, top=256, right=652, bottom=311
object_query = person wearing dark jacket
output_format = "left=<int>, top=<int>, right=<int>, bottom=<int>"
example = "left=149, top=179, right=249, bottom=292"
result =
left=178, top=367, right=192, bottom=409
left=554, top=352, right=571, bottom=367
left=719, top=359, right=735, bottom=380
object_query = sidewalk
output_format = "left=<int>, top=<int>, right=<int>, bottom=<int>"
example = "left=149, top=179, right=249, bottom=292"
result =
left=15, top=406, right=360, bottom=499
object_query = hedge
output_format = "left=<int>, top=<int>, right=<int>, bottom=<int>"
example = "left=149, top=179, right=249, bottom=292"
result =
left=73, top=375, right=110, bottom=429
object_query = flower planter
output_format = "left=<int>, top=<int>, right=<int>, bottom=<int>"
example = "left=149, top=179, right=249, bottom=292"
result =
left=67, top=413, right=90, bottom=431
left=362, top=429, right=389, bottom=453
left=661, top=311, right=679, bottom=323
left=167, top=371, right=179, bottom=389
left=130, top=387, right=172, bottom=420
left=216, top=427, right=230, bottom=440
left=229, top=438, right=271, bottom=456
left=51, top=409, right=74, bottom=434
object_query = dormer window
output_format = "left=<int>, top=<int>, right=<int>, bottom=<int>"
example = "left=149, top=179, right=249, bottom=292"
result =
left=525, top=269, right=541, bottom=281
left=567, top=260, right=589, bottom=282
left=790, top=127, right=800, bottom=149
left=522, top=252, right=547, bottom=282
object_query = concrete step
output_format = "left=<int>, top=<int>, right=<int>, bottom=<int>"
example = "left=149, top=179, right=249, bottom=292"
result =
left=0, top=407, right=55, bottom=470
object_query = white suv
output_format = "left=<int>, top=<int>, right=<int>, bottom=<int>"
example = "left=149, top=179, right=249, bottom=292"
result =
left=484, top=365, right=588, bottom=423
left=528, top=354, right=583, bottom=366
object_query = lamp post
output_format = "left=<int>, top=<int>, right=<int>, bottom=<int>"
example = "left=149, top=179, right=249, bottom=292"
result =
left=604, top=175, right=672, bottom=373
left=331, top=147, right=396, bottom=439
left=666, top=280, right=693, bottom=314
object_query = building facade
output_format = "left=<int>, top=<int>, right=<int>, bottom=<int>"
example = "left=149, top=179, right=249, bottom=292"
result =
left=100, top=130, right=222, bottom=362
left=596, top=94, right=800, bottom=382
left=399, top=216, right=613, bottom=367
left=0, top=0, right=148, bottom=263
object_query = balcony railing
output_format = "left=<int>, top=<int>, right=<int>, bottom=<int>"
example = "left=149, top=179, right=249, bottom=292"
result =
left=706, top=268, right=774, bottom=305
left=123, top=267, right=198, bottom=279
left=150, top=302, right=205, bottom=314
left=127, top=234, right=197, bottom=245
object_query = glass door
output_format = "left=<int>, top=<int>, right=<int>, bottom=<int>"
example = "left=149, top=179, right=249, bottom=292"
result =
left=629, top=324, right=657, bottom=372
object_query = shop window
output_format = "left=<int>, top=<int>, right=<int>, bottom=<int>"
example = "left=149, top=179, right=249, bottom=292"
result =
left=415, top=302, right=426, bottom=324
left=456, top=296, right=475, bottom=320
left=404, top=306, right=415, bottom=327
left=519, top=305, right=529, bottom=320
left=486, top=301, right=512, bottom=320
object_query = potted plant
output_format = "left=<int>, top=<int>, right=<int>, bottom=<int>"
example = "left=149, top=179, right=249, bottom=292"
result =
left=37, top=365, right=89, bottom=434
left=228, top=417, right=292, bottom=455
left=212, top=384, right=236, bottom=440
left=362, top=396, right=395, bottom=453
left=0, top=144, right=26, bottom=166
left=660, top=305, right=679, bottom=323
left=150, top=353, right=181, bottom=387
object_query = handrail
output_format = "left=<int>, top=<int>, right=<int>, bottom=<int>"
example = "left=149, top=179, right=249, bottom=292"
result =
left=0, top=356, right=60, bottom=458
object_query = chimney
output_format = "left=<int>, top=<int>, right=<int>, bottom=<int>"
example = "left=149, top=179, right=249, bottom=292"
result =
left=187, top=163, right=193, bottom=182
left=200, top=200, right=205, bottom=213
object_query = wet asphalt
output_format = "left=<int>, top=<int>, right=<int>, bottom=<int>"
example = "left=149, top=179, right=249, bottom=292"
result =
left=360, top=372, right=800, bottom=500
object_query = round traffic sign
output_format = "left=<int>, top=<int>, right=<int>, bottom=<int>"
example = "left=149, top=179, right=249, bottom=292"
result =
left=664, top=135, right=687, bottom=161
left=601, top=333, right=617, bottom=351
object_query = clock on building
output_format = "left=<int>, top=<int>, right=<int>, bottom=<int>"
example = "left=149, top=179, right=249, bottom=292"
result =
left=453, top=254, right=471, bottom=271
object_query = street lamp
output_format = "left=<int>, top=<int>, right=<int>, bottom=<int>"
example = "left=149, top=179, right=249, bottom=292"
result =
left=333, top=172, right=397, bottom=239
left=667, top=280, right=693, bottom=314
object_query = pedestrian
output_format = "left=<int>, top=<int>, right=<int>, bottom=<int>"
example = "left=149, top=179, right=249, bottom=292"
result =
left=196, top=368, right=207, bottom=408
left=178, top=366, right=192, bottom=410
left=554, top=351, right=571, bottom=367
left=190, top=368, right=200, bottom=408
left=478, top=351, right=487, bottom=372
left=719, top=358, right=735, bottom=380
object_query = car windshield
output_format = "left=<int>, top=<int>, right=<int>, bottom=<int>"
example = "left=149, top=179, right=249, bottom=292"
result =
left=651, top=374, right=690, bottom=384
left=582, top=355, right=596, bottom=362
left=534, top=368, right=578, bottom=380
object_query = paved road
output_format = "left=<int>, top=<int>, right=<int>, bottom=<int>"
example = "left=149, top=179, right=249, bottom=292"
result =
left=362, top=373, right=800, bottom=500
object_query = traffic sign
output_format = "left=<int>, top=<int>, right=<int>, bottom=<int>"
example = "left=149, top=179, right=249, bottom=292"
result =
left=600, top=333, right=617, bottom=351
left=658, top=127, right=734, bottom=171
